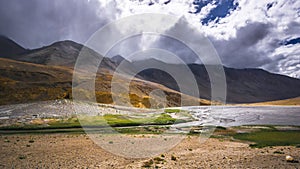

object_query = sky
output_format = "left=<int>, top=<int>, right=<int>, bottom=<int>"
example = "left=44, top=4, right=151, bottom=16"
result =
left=0, top=0, right=299, bottom=78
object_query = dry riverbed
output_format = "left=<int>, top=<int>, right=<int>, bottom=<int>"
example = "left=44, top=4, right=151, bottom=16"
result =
left=1, top=133, right=299, bottom=169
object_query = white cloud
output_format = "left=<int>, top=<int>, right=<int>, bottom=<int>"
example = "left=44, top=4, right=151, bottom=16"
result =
left=268, top=44, right=300, bottom=78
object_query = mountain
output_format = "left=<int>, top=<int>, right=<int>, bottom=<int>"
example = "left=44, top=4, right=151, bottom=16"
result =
left=7, top=40, right=117, bottom=72
left=12, top=40, right=83, bottom=66
left=249, top=97, right=300, bottom=106
left=111, top=55, right=130, bottom=65
left=0, top=36, right=28, bottom=58
left=223, top=67, right=300, bottom=103
left=1, top=38, right=300, bottom=105
left=0, top=57, right=208, bottom=107
left=135, top=61, right=300, bottom=103
left=0, top=58, right=73, bottom=105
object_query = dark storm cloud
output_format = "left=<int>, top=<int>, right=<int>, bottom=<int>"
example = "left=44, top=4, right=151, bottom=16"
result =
left=135, top=35, right=199, bottom=64
left=152, top=36, right=198, bottom=64
left=0, top=0, right=113, bottom=49
left=105, top=18, right=200, bottom=64
left=125, top=19, right=274, bottom=67
left=211, top=22, right=273, bottom=68
left=120, top=20, right=276, bottom=68
left=147, top=17, right=216, bottom=64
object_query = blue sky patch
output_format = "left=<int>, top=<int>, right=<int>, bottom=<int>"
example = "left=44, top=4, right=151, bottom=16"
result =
left=190, top=0, right=239, bottom=25
left=283, top=37, right=300, bottom=45
left=190, top=0, right=213, bottom=14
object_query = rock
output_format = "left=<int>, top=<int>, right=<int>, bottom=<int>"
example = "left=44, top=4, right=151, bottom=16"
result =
left=285, top=155, right=294, bottom=162
left=171, top=155, right=177, bottom=161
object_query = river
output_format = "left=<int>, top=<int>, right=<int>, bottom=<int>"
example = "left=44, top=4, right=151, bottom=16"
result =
left=178, top=106, right=300, bottom=127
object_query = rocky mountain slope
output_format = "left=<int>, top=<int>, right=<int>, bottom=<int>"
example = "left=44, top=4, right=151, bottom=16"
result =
left=1, top=37, right=299, bottom=105
left=0, top=57, right=209, bottom=107
left=134, top=60, right=300, bottom=103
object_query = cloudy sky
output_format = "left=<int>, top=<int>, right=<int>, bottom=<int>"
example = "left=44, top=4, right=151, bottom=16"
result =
left=0, top=0, right=299, bottom=78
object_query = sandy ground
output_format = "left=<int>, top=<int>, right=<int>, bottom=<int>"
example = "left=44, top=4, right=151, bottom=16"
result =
left=0, top=134, right=299, bottom=169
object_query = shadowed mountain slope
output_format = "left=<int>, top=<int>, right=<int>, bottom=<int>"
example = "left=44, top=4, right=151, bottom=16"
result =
left=0, top=36, right=28, bottom=58
left=134, top=60, right=300, bottom=103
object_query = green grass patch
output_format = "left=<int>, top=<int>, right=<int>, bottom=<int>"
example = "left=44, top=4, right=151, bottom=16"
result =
left=234, top=130, right=300, bottom=148
left=164, top=109, right=183, bottom=113
left=47, top=118, right=82, bottom=128
left=153, top=113, right=176, bottom=124
left=115, top=126, right=169, bottom=134
left=103, top=113, right=177, bottom=127
left=164, top=109, right=181, bottom=113
left=0, top=113, right=191, bottom=133
left=103, top=114, right=143, bottom=127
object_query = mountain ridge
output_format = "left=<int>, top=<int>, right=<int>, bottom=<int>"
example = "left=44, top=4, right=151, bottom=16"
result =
left=0, top=35, right=29, bottom=58
left=1, top=38, right=300, bottom=105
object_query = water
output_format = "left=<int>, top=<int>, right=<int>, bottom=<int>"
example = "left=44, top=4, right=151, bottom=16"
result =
left=179, top=106, right=300, bottom=127
left=0, top=100, right=299, bottom=127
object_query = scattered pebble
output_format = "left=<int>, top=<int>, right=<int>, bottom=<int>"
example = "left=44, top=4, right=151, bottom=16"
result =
left=285, top=155, right=294, bottom=162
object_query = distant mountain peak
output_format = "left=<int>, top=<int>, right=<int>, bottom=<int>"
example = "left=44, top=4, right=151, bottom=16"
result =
left=0, top=39, right=118, bottom=71
left=0, top=36, right=28, bottom=58
left=0, top=35, right=11, bottom=41
left=111, top=55, right=131, bottom=65
left=44, top=40, right=84, bottom=54
left=50, top=40, right=83, bottom=48
left=133, top=57, right=166, bottom=65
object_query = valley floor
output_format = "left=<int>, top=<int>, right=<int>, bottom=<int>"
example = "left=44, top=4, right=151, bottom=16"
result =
left=1, top=133, right=299, bottom=169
